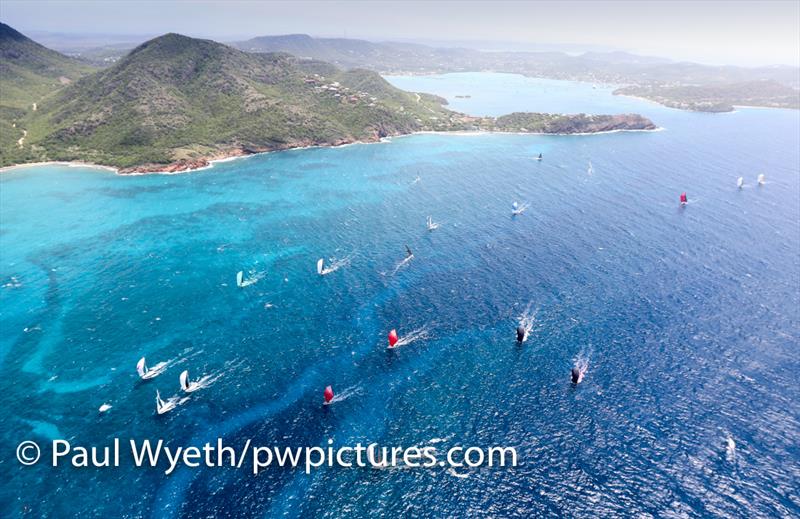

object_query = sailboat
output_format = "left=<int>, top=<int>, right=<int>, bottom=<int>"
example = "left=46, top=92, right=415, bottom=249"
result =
left=317, top=258, right=325, bottom=275
left=388, top=329, right=399, bottom=348
left=155, top=390, right=175, bottom=415
left=179, top=370, right=201, bottom=393
left=426, top=216, right=439, bottom=231
left=534, top=153, right=543, bottom=161
left=757, top=173, right=766, bottom=185
left=137, top=356, right=168, bottom=380
left=236, top=271, right=245, bottom=288
left=587, top=161, right=594, bottom=176
left=323, top=385, right=334, bottom=405
left=405, top=245, right=413, bottom=258
left=737, top=176, right=744, bottom=189
left=512, top=202, right=528, bottom=215
left=680, top=192, right=688, bottom=206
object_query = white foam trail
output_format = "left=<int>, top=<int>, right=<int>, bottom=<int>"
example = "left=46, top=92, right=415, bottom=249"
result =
left=392, top=326, right=430, bottom=348
left=725, top=435, right=737, bottom=462
left=321, top=255, right=352, bottom=276
left=518, top=303, right=537, bottom=342
left=329, top=385, right=362, bottom=404
left=573, top=350, right=591, bottom=383
left=391, top=254, right=414, bottom=275
left=447, top=467, right=471, bottom=478
left=239, top=269, right=266, bottom=287
left=141, top=360, right=170, bottom=380
left=512, top=202, right=530, bottom=216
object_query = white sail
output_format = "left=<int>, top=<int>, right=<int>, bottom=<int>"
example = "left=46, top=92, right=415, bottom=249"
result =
left=426, top=216, right=439, bottom=231
left=587, top=161, right=594, bottom=175
left=317, top=258, right=324, bottom=275
left=236, top=271, right=244, bottom=287
left=136, top=357, right=147, bottom=378
left=180, top=370, right=189, bottom=391
left=737, top=176, right=744, bottom=189
left=156, top=389, right=176, bottom=414
left=758, top=173, right=765, bottom=185
left=98, top=403, right=112, bottom=413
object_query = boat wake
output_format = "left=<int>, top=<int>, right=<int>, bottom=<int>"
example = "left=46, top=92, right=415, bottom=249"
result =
left=512, top=202, right=530, bottom=216
left=317, top=255, right=352, bottom=276
left=237, top=269, right=266, bottom=288
left=137, top=357, right=171, bottom=380
left=572, top=350, right=591, bottom=384
left=391, top=254, right=414, bottom=275
left=391, top=326, right=430, bottom=349
left=517, top=304, right=537, bottom=342
left=328, top=385, right=362, bottom=404
left=725, top=434, right=737, bottom=462
left=155, top=390, right=190, bottom=415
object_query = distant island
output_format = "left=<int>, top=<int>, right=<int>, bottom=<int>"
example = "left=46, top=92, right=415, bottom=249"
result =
left=0, top=24, right=656, bottom=173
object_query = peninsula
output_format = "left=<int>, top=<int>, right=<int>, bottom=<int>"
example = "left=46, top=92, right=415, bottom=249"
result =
left=0, top=25, right=656, bottom=173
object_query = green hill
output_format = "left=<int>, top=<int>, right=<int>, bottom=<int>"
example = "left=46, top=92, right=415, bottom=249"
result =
left=0, top=22, right=95, bottom=158
left=4, top=32, right=455, bottom=170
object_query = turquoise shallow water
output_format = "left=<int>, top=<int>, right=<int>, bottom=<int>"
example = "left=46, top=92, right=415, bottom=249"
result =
left=1, top=73, right=799, bottom=517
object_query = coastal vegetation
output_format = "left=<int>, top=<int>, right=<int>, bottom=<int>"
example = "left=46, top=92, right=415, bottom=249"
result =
left=234, top=34, right=800, bottom=113
left=1, top=25, right=655, bottom=172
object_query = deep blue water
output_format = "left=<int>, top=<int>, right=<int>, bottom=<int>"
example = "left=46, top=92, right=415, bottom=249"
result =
left=1, top=73, right=799, bottom=518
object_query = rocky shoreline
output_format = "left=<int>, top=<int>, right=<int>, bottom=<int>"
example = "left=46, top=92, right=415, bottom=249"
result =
left=3, top=114, right=658, bottom=175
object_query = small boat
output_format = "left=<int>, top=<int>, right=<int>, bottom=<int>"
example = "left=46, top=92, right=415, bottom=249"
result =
left=680, top=192, right=688, bottom=206
left=388, top=329, right=399, bottom=348
left=179, top=370, right=201, bottom=393
left=757, top=173, right=766, bottom=185
left=236, top=270, right=245, bottom=288
left=512, top=202, right=528, bottom=216
left=156, top=390, right=175, bottom=415
left=737, top=176, right=744, bottom=189
left=98, top=403, right=112, bottom=413
left=426, top=216, right=439, bottom=231
left=587, top=161, right=594, bottom=176
left=323, top=385, right=334, bottom=405
left=317, top=258, right=324, bottom=275
left=534, top=153, right=543, bottom=161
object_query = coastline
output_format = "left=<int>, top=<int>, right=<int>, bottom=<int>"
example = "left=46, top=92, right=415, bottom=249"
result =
left=0, top=126, right=662, bottom=177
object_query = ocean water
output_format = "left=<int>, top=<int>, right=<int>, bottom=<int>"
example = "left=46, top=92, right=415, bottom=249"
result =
left=1, top=73, right=799, bottom=518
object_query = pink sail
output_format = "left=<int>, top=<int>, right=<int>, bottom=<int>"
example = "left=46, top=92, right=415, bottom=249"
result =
left=680, top=192, right=687, bottom=204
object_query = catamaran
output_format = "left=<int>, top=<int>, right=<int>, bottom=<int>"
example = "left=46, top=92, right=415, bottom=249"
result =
left=426, top=216, right=439, bottom=231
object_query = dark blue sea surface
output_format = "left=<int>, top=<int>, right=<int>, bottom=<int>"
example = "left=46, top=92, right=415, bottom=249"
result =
left=1, top=73, right=798, bottom=517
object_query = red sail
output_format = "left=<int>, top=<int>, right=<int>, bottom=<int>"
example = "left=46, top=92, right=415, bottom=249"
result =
left=324, top=385, right=334, bottom=403
left=388, top=329, right=399, bottom=347
left=680, top=192, right=687, bottom=203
